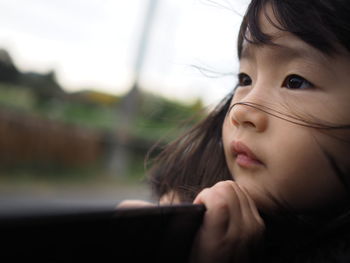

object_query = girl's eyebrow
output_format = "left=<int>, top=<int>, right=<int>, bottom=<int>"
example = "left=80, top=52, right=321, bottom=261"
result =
left=274, top=43, right=330, bottom=64
left=240, top=41, right=331, bottom=68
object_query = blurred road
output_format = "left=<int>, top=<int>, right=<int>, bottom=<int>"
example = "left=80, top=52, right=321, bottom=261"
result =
left=0, top=179, right=153, bottom=215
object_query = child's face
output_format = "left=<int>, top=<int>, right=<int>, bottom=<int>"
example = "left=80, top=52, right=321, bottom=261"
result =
left=222, top=7, right=350, bottom=214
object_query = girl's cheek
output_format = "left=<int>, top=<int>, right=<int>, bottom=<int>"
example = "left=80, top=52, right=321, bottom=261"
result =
left=221, top=122, right=232, bottom=162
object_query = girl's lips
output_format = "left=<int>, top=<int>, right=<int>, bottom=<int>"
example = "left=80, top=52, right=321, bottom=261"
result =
left=231, top=141, right=264, bottom=168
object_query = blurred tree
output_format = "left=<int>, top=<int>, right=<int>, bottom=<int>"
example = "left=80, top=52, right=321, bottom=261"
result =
left=0, top=49, right=19, bottom=83
left=20, top=70, right=65, bottom=105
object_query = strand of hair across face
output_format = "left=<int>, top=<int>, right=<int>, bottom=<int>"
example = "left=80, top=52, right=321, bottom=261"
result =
left=228, top=101, right=350, bottom=130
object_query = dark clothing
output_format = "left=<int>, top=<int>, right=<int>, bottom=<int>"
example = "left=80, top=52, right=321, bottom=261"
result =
left=260, top=213, right=350, bottom=263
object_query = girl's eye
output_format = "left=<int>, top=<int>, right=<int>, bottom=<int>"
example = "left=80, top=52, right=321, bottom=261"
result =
left=282, top=74, right=313, bottom=90
left=238, top=73, right=252, bottom=86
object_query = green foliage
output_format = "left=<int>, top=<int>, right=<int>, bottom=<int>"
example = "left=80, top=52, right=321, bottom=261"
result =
left=0, top=81, right=206, bottom=180
left=132, top=93, right=204, bottom=142
left=0, top=83, right=36, bottom=110
left=36, top=99, right=117, bottom=131
left=0, top=49, right=207, bottom=181
left=0, top=82, right=205, bottom=138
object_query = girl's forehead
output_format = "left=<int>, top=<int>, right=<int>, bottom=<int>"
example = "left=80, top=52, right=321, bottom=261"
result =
left=247, top=5, right=319, bottom=56
left=240, top=34, right=331, bottom=67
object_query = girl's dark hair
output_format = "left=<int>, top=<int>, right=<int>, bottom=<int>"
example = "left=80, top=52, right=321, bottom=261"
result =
left=147, top=0, right=350, bottom=203
left=237, top=0, right=350, bottom=57
left=147, top=93, right=233, bottom=202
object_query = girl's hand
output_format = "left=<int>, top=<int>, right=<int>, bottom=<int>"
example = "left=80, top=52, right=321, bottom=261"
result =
left=189, top=180, right=265, bottom=263
left=117, top=190, right=181, bottom=208
left=117, top=199, right=155, bottom=208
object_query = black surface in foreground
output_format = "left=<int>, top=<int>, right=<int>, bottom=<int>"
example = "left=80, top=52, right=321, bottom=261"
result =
left=0, top=204, right=205, bottom=262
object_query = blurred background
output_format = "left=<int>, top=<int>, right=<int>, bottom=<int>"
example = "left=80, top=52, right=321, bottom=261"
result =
left=0, top=0, right=248, bottom=211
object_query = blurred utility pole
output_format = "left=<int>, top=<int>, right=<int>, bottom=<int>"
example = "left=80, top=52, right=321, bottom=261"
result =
left=108, top=0, right=159, bottom=177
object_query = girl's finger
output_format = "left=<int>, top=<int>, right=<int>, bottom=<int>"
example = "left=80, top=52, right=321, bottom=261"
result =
left=224, top=182, right=256, bottom=236
left=193, top=187, right=210, bottom=205
left=238, top=184, right=265, bottom=226
left=116, top=200, right=155, bottom=208
left=194, top=187, right=231, bottom=233
left=229, top=182, right=251, bottom=218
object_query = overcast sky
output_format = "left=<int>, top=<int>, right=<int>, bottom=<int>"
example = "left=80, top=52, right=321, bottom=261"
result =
left=0, top=0, right=249, bottom=106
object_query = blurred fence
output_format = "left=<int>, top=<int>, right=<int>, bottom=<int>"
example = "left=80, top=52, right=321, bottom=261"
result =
left=0, top=108, right=103, bottom=167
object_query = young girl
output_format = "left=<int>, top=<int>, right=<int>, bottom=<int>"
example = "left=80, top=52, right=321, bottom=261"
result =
left=120, top=0, right=350, bottom=262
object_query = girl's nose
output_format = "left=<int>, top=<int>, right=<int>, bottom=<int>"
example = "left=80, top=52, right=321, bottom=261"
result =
left=229, top=102, right=268, bottom=132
